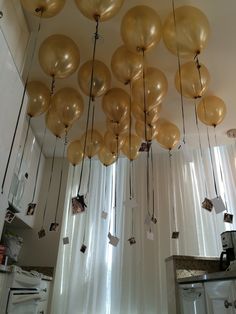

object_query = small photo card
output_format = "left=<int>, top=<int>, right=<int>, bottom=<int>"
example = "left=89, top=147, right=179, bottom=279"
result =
left=38, top=228, right=46, bottom=239
left=201, top=198, right=213, bottom=212
left=123, top=198, right=138, bottom=209
left=224, top=213, right=233, bottom=224
left=211, top=196, right=226, bottom=214
left=172, top=231, right=179, bottom=239
left=80, top=244, right=87, bottom=253
left=109, top=235, right=119, bottom=247
left=108, top=232, right=112, bottom=240
left=5, top=210, right=15, bottom=224
left=26, top=203, right=36, bottom=216
left=144, top=213, right=151, bottom=226
left=71, top=195, right=87, bottom=215
left=151, top=215, right=157, bottom=224
left=63, top=237, right=69, bottom=245
left=49, top=222, right=59, bottom=232
left=101, top=211, right=108, bottom=220
left=128, top=237, right=136, bottom=245
left=147, top=230, right=154, bottom=241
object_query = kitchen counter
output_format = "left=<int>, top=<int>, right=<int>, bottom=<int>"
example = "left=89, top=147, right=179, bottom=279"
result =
left=178, top=270, right=236, bottom=284
left=0, top=264, right=53, bottom=281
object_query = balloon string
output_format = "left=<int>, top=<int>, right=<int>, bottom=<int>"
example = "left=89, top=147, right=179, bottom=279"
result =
left=131, top=207, right=134, bottom=237
left=206, top=127, right=219, bottom=197
left=54, top=137, right=67, bottom=223
left=65, top=166, right=75, bottom=237
left=141, top=49, right=148, bottom=143
left=41, top=137, right=57, bottom=228
left=194, top=101, right=208, bottom=197
left=131, top=160, right=134, bottom=199
left=86, top=102, right=95, bottom=195
left=129, top=83, right=132, bottom=200
left=86, top=158, right=92, bottom=195
left=114, top=157, right=118, bottom=236
left=171, top=0, right=186, bottom=144
left=194, top=54, right=204, bottom=97
left=77, top=17, right=100, bottom=197
left=146, top=147, right=151, bottom=217
left=169, top=150, right=177, bottom=231
left=31, top=127, right=47, bottom=203
left=17, top=116, right=31, bottom=176
left=1, top=11, right=43, bottom=194
left=150, top=145, right=156, bottom=219
left=214, top=128, right=228, bottom=211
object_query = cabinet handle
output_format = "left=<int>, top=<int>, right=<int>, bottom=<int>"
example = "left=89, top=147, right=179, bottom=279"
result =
left=224, top=300, right=232, bottom=308
left=0, top=11, right=3, bottom=18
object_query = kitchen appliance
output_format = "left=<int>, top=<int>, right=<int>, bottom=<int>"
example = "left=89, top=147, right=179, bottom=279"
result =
left=179, top=282, right=207, bottom=314
left=0, top=266, right=44, bottom=314
left=220, top=230, right=236, bottom=270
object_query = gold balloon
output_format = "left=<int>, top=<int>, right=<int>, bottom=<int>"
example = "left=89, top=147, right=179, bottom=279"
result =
left=107, top=117, right=129, bottom=137
left=104, top=131, right=125, bottom=155
left=27, top=81, right=51, bottom=117
left=74, top=0, right=124, bottom=22
left=21, top=0, right=65, bottom=18
left=67, top=140, right=83, bottom=166
left=51, top=87, right=84, bottom=127
left=45, top=108, right=66, bottom=138
left=197, top=95, right=226, bottom=127
left=175, top=61, right=210, bottom=99
left=132, top=67, right=168, bottom=112
left=102, top=88, right=129, bottom=123
left=111, top=45, right=143, bottom=84
left=121, top=134, right=141, bottom=161
left=121, top=5, right=162, bottom=53
left=98, top=147, right=117, bottom=166
left=155, top=120, right=180, bottom=150
left=78, top=60, right=111, bottom=98
left=132, top=103, right=161, bottom=125
left=135, top=120, right=159, bottom=142
left=39, top=34, right=80, bottom=79
left=80, top=130, right=103, bottom=158
left=163, top=6, right=210, bottom=58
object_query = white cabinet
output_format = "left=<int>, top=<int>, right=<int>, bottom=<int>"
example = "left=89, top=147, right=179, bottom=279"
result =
left=0, top=27, right=28, bottom=235
left=37, top=280, right=52, bottom=314
left=205, top=280, right=236, bottom=314
left=0, top=272, right=8, bottom=311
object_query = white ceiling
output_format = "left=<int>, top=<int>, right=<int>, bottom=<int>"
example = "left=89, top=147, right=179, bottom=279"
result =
left=23, top=0, right=236, bottom=157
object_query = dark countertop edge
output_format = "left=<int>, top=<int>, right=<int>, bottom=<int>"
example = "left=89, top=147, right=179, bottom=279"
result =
left=178, top=270, right=236, bottom=284
left=165, top=255, right=219, bottom=262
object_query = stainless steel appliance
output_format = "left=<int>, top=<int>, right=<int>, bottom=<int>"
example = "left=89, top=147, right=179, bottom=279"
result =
left=0, top=266, right=43, bottom=314
left=220, top=230, right=236, bottom=270
left=179, top=282, right=207, bottom=314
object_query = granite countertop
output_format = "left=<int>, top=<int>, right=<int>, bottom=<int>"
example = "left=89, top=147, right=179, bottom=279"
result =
left=165, top=255, right=219, bottom=262
left=178, top=270, right=236, bottom=284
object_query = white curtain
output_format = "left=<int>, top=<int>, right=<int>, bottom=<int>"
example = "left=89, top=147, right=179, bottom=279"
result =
left=51, top=143, right=236, bottom=314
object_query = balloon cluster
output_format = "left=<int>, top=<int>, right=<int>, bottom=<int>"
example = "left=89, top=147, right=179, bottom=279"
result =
left=21, top=1, right=227, bottom=168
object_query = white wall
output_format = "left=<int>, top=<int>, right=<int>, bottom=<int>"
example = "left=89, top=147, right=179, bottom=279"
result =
left=17, top=157, right=69, bottom=267
left=0, top=0, right=29, bottom=73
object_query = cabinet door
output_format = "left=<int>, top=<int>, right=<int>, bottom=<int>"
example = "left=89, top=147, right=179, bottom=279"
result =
left=205, top=280, right=236, bottom=314
left=0, top=28, right=27, bottom=219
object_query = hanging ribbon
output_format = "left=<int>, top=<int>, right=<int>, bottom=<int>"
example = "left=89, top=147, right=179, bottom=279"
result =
left=40, top=136, right=57, bottom=232
left=171, top=0, right=186, bottom=144
left=30, top=127, right=47, bottom=204
left=141, top=49, right=148, bottom=143
left=53, top=136, right=67, bottom=225
left=114, top=157, right=118, bottom=237
left=1, top=10, right=43, bottom=194
left=213, top=128, right=228, bottom=212
left=150, top=145, right=157, bottom=220
left=10, top=117, right=31, bottom=205
left=194, top=101, right=208, bottom=197
left=206, top=127, right=219, bottom=197
left=146, top=146, right=151, bottom=218
left=77, top=17, right=100, bottom=197
left=129, top=83, right=133, bottom=200
left=169, top=150, right=177, bottom=232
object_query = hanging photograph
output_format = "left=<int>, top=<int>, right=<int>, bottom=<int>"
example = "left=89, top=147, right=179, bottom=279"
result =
left=80, top=244, right=87, bottom=253
left=128, top=237, right=136, bottom=245
left=172, top=231, right=179, bottom=239
left=71, top=195, right=87, bottom=214
left=201, top=198, right=213, bottom=211
left=4, top=210, right=15, bottom=224
left=224, top=213, right=233, bottom=224
left=49, top=222, right=59, bottom=231
left=212, top=196, right=226, bottom=214
left=26, top=203, right=36, bottom=215
left=38, top=228, right=46, bottom=239
left=63, top=237, right=69, bottom=245
left=101, top=211, right=108, bottom=220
